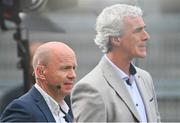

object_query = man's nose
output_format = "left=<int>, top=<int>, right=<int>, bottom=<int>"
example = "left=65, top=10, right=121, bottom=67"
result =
left=143, top=30, right=150, bottom=41
left=68, top=69, right=76, bottom=79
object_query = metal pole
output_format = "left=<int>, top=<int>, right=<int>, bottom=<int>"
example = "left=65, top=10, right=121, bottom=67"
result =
left=14, top=24, right=30, bottom=93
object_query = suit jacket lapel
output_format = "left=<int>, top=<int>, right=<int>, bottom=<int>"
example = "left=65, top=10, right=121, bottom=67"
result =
left=135, top=72, right=153, bottom=122
left=29, top=86, right=55, bottom=122
left=99, top=57, right=141, bottom=121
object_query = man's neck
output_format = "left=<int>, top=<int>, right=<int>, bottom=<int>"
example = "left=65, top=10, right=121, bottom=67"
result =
left=106, top=53, right=132, bottom=76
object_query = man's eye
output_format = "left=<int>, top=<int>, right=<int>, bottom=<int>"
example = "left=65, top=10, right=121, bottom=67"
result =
left=134, top=27, right=143, bottom=33
left=61, top=66, right=72, bottom=70
left=73, top=66, right=76, bottom=70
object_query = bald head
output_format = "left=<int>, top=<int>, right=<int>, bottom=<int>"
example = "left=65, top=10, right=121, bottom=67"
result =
left=32, top=41, right=75, bottom=69
left=29, top=42, right=42, bottom=60
left=32, top=41, right=77, bottom=100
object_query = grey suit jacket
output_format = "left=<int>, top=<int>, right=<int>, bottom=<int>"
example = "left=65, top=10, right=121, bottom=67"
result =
left=71, top=56, right=161, bottom=122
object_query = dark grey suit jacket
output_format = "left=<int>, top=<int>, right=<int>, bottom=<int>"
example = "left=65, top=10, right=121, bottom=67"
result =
left=0, top=86, right=55, bottom=122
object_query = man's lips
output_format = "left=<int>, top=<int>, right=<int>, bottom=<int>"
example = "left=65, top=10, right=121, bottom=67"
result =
left=64, top=81, right=73, bottom=85
left=138, top=44, right=146, bottom=48
left=64, top=83, right=73, bottom=85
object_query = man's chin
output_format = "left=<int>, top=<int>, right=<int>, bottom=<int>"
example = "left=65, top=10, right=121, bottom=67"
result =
left=63, top=90, right=72, bottom=96
left=137, top=52, right=147, bottom=58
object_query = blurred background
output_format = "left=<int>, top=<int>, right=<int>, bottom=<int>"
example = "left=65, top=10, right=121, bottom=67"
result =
left=0, top=0, right=180, bottom=121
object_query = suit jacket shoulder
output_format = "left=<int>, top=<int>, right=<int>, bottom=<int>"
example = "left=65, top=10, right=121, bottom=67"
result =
left=0, top=86, right=55, bottom=122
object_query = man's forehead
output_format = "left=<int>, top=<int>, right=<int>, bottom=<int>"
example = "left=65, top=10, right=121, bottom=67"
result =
left=123, top=16, right=145, bottom=29
left=124, top=16, right=144, bottom=23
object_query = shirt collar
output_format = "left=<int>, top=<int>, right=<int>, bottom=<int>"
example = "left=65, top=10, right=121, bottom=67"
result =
left=34, top=84, right=69, bottom=116
left=59, top=99, right=69, bottom=114
left=104, top=54, right=137, bottom=80
left=129, top=63, right=137, bottom=75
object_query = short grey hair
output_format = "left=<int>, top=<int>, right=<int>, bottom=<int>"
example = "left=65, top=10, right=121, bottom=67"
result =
left=94, top=4, right=143, bottom=53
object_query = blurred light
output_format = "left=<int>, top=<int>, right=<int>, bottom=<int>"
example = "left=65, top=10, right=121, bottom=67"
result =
left=0, top=0, right=47, bottom=30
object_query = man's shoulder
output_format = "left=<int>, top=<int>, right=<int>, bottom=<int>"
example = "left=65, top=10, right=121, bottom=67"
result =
left=135, top=66, right=153, bottom=84
left=0, top=94, right=37, bottom=122
left=7, top=89, right=35, bottom=109
left=72, top=66, right=106, bottom=96
left=135, top=66, right=150, bottom=75
left=78, top=66, right=103, bottom=84
left=6, top=86, right=40, bottom=108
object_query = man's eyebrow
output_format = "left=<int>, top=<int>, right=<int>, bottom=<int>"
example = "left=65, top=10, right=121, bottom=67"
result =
left=134, top=25, right=146, bottom=33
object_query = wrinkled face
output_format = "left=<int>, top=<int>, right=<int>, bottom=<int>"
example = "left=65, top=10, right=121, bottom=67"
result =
left=43, top=50, right=77, bottom=98
left=120, top=16, right=150, bottom=59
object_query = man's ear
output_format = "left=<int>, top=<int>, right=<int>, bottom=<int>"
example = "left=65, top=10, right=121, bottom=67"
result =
left=35, top=65, right=46, bottom=80
left=110, top=36, right=121, bottom=46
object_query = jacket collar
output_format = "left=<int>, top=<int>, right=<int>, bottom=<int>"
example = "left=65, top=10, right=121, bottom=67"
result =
left=98, top=56, right=141, bottom=121
left=29, top=86, right=55, bottom=122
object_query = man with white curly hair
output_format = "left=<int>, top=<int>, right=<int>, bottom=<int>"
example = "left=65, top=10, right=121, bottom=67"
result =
left=71, top=4, right=161, bottom=122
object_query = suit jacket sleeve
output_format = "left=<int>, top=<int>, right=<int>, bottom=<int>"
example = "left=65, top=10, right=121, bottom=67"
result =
left=71, top=82, right=107, bottom=122
left=0, top=100, right=34, bottom=122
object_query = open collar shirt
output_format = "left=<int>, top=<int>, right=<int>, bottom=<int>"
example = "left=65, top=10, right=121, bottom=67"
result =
left=104, top=55, right=147, bottom=122
left=35, top=83, right=69, bottom=123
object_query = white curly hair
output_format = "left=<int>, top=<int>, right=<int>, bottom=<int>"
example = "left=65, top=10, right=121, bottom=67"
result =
left=94, top=4, right=143, bottom=53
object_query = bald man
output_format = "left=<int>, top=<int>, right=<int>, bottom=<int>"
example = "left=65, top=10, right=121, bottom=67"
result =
left=0, top=41, right=77, bottom=122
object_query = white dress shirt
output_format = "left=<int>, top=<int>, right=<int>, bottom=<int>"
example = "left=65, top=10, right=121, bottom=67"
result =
left=35, top=83, right=69, bottom=123
left=104, top=55, right=147, bottom=122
